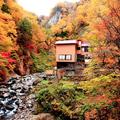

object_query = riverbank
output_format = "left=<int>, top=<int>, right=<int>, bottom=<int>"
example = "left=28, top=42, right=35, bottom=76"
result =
left=36, top=74, right=120, bottom=120
left=0, top=73, right=41, bottom=120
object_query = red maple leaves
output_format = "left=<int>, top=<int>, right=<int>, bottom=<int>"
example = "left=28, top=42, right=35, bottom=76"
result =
left=0, top=52, right=16, bottom=63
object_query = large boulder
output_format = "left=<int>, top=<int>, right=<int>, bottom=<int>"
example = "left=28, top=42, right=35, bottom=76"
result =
left=30, top=113, right=54, bottom=120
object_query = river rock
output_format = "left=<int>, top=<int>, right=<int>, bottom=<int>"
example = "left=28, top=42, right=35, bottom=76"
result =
left=3, top=93, right=10, bottom=98
left=0, top=73, right=41, bottom=119
left=0, top=109, right=4, bottom=118
left=30, top=113, right=54, bottom=120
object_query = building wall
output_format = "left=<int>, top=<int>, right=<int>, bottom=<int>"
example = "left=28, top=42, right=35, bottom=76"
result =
left=56, top=44, right=76, bottom=62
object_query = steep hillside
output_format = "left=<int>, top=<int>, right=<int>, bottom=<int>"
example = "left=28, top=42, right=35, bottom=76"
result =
left=0, top=0, right=120, bottom=120
left=0, top=0, right=46, bottom=81
left=39, top=2, right=78, bottom=27
left=40, top=0, right=120, bottom=69
left=36, top=0, right=120, bottom=119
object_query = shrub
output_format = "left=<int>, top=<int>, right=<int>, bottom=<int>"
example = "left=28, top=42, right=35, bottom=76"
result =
left=18, top=18, right=32, bottom=35
left=1, top=4, right=10, bottom=14
left=37, top=81, right=88, bottom=119
left=31, top=49, right=55, bottom=72
left=79, top=73, right=118, bottom=94
left=36, top=74, right=120, bottom=119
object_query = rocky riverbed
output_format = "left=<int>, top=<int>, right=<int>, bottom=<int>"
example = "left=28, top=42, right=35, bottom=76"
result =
left=0, top=73, right=47, bottom=120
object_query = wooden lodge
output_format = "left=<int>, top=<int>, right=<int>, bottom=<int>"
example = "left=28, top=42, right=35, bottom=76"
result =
left=55, top=40, right=91, bottom=70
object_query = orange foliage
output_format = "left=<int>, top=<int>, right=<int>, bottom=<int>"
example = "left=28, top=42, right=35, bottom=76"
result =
left=0, top=0, right=45, bottom=80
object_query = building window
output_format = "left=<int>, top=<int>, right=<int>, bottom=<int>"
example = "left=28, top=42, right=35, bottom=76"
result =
left=77, top=54, right=85, bottom=62
left=59, top=54, right=72, bottom=60
left=59, top=55, right=65, bottom=60
left=82, top=46, right=89, bottom=52
left=66, top=55, right=72, bottom=60
left=77, top=47, right=81, bottom=50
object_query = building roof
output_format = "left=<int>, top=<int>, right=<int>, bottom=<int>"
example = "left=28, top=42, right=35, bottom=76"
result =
left=82, top=42, right=90, bottom=46
left=55, top=40, right=77, bottom=45
left=55, top=40, right=90, bottom=46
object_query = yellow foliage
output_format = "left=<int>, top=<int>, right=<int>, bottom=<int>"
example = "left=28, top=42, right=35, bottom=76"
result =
left=0, top=12, right=17, bottom=51
left=32, top=23, right=45, bottom=45
left=79, top=74, right=114, bottom=92
left=0, top=0, right=4, bottom=7
left=7, top=0, right=45, bottom=48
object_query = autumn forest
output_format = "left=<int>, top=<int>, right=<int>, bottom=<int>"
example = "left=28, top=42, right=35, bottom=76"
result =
left=0, top=0, right=120, bottom=120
